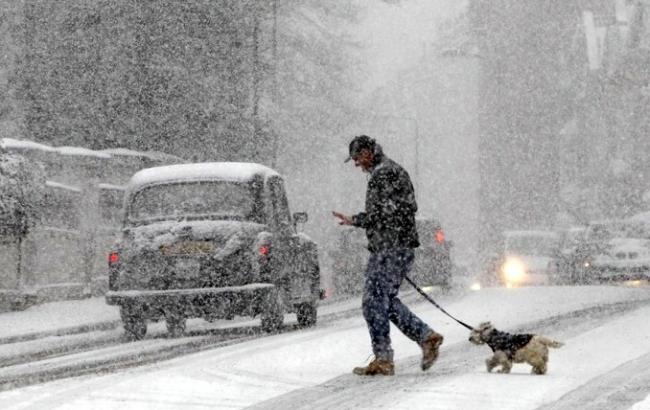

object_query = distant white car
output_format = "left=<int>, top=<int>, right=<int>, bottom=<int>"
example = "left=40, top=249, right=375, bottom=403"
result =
left=590, top=237, right=650, bottom=281
left=486, top=230, right=561, bottom=287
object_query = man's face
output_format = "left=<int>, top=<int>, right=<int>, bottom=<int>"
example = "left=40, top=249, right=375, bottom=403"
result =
left=352, top=148, right=373, bottom=172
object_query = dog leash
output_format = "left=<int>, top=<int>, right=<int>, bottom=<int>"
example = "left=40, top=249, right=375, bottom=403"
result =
left=404, top=275, right=474, bottom=330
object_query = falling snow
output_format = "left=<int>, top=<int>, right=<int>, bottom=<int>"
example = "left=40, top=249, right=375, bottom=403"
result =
left=0, top=0, right=648, bottom=409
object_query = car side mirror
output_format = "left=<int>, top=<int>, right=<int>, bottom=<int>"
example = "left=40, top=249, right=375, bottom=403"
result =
left=293, top=212, right=308, bottom=230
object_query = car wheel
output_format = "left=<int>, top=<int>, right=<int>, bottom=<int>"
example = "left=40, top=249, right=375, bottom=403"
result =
left=569, top=267, right=586, bottom=285
left=440, top=277, right=453, bottom=294
left=260, top=291, right=283, bottom=333
left=120, top=305, right=147, bottom=340
left=165, top=312, right=186, bottom=337
left=296, top=302, right=317, bottom=328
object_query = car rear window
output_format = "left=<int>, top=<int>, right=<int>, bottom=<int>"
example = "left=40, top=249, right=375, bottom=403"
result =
left=505, top=235, right=558, bottom=257
left=128, top=181, right=254, bottom=222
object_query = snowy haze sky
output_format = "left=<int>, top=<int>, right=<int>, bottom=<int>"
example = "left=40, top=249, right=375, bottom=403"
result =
left=355, top=0, right=468, bottom=91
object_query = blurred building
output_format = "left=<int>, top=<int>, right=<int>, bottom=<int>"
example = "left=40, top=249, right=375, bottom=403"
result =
left=357, top=10, right=482, bottom=270
left=470, top=0, right=650, bottom=266
left=0, top=138, right=182, bottom=308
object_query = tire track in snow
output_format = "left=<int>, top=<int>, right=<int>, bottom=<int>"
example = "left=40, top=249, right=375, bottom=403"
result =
left=0, top=293, right=399, bottom=392
left=249, top=298, right=650, bottom=410
left=538, top=349, right=650, bottom=410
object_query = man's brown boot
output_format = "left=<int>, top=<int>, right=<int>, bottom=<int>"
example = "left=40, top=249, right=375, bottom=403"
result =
left=421, top=331, right=444, bottom=371
left=352, top=358, right=395, bottom=376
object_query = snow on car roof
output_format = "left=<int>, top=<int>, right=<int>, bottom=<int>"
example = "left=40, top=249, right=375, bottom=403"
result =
left=608, top=237, right=650, bottom=252
left=56, top=146, right=112, bottom=159
left=99, top=147, right=184, bottom=162
left=2, top=138, right=182, bottom=162
left=1, top=138, right=56, bottom=152
left=127, top=162, right=280, bottom=190
left=100, top=147, right=157, bottom=158
left=45, top=180, right=82, bottom=193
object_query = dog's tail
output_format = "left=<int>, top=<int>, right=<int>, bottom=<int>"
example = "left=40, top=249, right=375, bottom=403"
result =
left=536, top=336, right=564, bottom=348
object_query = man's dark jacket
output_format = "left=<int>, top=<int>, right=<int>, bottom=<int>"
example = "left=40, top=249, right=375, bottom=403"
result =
left=352, top=148, right=419, bottom=252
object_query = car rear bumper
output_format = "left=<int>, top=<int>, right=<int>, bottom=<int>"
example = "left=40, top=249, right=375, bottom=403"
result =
left=504, top=272, right=552, bottom=287
left=105, top=283, right=276, bottom=318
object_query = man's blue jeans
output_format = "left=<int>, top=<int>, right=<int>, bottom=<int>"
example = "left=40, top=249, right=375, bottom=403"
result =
left=362, top=248, right=432, bottom=361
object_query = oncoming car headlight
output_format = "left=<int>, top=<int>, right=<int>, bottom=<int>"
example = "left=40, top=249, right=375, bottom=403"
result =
left=502, top=258, right=526, bottom=284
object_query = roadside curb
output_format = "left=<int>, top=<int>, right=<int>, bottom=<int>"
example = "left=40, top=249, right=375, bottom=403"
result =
left=0, top=320, right=121, bottom=345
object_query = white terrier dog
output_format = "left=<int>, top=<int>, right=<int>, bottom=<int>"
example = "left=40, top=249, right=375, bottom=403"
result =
left=469, top=321, right=563, bottom=375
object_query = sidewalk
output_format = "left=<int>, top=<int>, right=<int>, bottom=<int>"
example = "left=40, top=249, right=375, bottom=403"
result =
left=0, top=291, right=352, bottom=344
left=0, top=297, right=120, bottom=344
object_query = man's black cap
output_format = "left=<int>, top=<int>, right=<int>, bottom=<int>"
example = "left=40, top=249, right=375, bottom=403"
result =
left=344, top=135, right=375, bottom=163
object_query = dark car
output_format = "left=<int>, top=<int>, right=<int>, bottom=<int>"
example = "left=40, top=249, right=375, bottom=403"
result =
left=105, top=162, right=322, bottom=339
left=332, top=217, right=453, bottom=296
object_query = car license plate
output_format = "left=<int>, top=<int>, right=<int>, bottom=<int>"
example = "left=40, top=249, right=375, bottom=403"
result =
left=175, top=258, right=200, bottom=277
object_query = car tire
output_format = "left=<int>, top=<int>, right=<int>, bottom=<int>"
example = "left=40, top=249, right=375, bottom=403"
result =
left=440, top=278, right=453, bottom=294
left=296, top=302, right=317, bottom=328
left=120, top=305, right=147, bottom=340
left=569, top=267, right=586, bottom=285
left=165, top=313, right=186, bottom=337
left=260, top=291, right=283, bottom=333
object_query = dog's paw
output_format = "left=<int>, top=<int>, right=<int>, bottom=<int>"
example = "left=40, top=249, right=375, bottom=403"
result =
left=485, top=359, right=494, bottom=373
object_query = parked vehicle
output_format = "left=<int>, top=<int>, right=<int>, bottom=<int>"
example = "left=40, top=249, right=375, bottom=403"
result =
left=589, top=237, right=650, bottom=281
left=552, top=226, right=589, bottom=284
left=564, top=219, right=650, bottom=283
left=486, top=230, right=561, bottom=287
left=105, top=162, right=322, bottom=339
left=563, top=219, right=628, bottom=284
left=332, top=217, right=454, bottom=296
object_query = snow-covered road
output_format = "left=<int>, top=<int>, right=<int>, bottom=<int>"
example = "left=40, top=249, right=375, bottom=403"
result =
left=1, top=285, right=649, bottom=410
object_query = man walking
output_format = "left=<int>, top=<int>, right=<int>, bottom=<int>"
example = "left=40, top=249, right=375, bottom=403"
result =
left=333, top=135, right=444, bottom=376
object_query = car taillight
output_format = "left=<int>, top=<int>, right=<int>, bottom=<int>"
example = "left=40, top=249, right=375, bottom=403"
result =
left=108, top=251, right=119, bottom=266
left=435, top=229, right=445, bottom=244
left=259, top=245, right=270, bottom=256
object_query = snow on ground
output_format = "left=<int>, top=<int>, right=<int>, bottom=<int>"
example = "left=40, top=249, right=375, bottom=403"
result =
left=0, top=285, right=649, bottom=409
left=632, top=395, right=650, bottom=410
left=0, top=298, right=118, bottom=341
left=387, top=304, right=650, bottom=410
